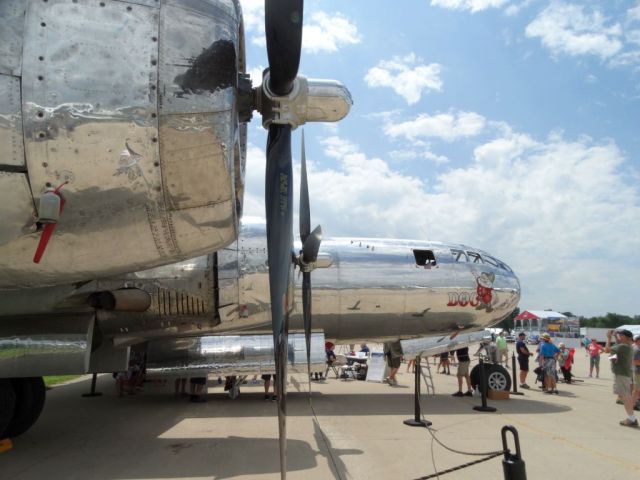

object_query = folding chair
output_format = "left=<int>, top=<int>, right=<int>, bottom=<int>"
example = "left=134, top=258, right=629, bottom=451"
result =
left=325, top=361, right=340, bottom=379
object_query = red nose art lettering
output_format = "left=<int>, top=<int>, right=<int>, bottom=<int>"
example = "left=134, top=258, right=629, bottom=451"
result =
left=447, top=291, right=490, bottom=308
left=447, top=272, right=496, bottom=309
left=447, top=293, right=458, bottom=306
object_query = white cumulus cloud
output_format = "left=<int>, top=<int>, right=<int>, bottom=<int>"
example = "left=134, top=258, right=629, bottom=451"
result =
left=431, top=0, right=510, bottom=13
left=629, top=2, right=640, bottom=23
left=302, top=12, right=361, bottom=53
left=242, top=4, right=360, bottom=54
left=384, top=110, right=486, bottom=142
left=389, top=149, right=450, bottom=164
left=364, top=54, right=443, bottom=105
left=525, top=2, right=623, bottom=59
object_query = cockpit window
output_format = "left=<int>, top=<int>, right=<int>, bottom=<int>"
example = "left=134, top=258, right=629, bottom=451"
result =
left=484, top=254, right=513, bottom=272
left=413, top=249, right=437, bottom=267
left=467, top=251, right=483, bottom=264
left=450, top=249, right=468, bottom=262
left=481, top=255, right=498, bottom=267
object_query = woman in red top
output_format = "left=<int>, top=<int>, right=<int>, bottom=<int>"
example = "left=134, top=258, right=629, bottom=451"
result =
left=588, top=339, right=604, bottom=378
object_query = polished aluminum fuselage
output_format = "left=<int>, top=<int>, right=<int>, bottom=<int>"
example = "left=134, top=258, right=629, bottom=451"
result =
left=0, top=0, right=246, bottom=288
left=234, top=222, right=520, bottom=342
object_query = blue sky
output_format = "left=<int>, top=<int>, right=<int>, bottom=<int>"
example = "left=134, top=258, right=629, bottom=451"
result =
left=239, top=0, right=640, bottom=317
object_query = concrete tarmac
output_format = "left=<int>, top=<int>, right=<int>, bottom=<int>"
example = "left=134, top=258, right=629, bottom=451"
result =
left=1, top=352, right=639, bottom=479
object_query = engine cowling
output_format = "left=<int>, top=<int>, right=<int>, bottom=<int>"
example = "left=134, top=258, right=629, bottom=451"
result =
left=0, top=0, right=246, bottom=288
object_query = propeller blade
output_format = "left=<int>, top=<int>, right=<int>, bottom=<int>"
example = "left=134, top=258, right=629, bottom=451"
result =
left=299, top=130, right=322, bottom=263
left=264, top=2, right=304, bottom=478
left=298, top=130, right=322, bottom=394
left=265, top=0, right=303, bottom=95
left=265, top=124, right=294, bottom=480
left=302, top=270, right=312, bottom=389
left=275, top=324, right=289, bottom=480
left=299, top=129, right=310, bottom=243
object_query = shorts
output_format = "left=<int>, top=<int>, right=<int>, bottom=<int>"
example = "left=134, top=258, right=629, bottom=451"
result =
left=190, top=377, right=207, bottom=385
left=589, top=355, right=600, bottom=368
left=517, top=356, right=529, bottom=372
left=613, top=375, right=632, bottom=397
left=261, top=374, right=276, bottom=381
left=387, top=356, right=401, bottom=369
left=498, top=348, right=508, bottom=357
left=635, top=373, right=640, bottom=388
left=457, top=361, right=470, bottom=377
left=542, top=358, right=556, bottom=376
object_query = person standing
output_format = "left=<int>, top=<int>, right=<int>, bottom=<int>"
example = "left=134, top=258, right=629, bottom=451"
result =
left=496, top=331, right=508, bottom=365
left=516, top=332, right=533, bottom=389
left=437, top=351, right=450, bottom=374
left=262, top=374, right=277, bottom=401
left=605, top=329, right=637, bottom=427
left=587, top=338, right=604, bottom=378
left=383, top=341, right=403, bottom=386
left=558, top=343, right=574, bottom=383
left=451, top=347, right=473, bottom=397
left=539, top=333, right=560, bottom=394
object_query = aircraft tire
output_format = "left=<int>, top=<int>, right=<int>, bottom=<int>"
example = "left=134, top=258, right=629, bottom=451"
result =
left=470, top=364, right=511, bottom=393
left=3, top=377, right=46, bottom=439
left=0, top=379, right=17, bottom=439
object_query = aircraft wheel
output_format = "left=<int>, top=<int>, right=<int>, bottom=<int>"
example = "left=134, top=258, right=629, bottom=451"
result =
left=4, top=377, right=46, bottom=439
left=0, top=379, right=17, bottom=439
left=470, top=364, right=511, bottom=393
left=485, top=364, right=511, bottom=392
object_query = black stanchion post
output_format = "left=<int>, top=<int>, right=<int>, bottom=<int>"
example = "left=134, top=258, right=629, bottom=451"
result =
left=404, top=356, right=432, bottom=427
left=511, top=353, right=524, bottom=395
left=82, top=373, right=102, bottom=397
left=501, top=425, right=527, bottom=479
left=473, top=358, right=496, bottom=412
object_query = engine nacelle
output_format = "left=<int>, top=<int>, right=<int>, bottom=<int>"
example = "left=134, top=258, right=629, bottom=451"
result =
left=0, top=0, right=247, bottom=288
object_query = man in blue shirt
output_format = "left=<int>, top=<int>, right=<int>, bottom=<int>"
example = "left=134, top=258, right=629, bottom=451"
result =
left=539, top=333, right=560, bottom=394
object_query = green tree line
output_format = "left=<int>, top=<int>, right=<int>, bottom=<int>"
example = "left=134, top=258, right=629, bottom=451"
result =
left=565, top=312, right=640, bottom=329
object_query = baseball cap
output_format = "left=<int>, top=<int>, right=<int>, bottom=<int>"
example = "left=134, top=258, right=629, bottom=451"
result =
left=541, top=333, right=551, bottom=339
left=634, top=334, right=640, bottom=341
left=615, top=329, right=633, bottom=338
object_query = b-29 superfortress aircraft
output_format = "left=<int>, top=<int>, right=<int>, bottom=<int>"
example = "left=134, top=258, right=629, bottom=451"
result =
left=0, top=1, right=520, bottom=477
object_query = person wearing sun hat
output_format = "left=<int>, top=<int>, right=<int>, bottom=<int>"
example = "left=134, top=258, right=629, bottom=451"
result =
left=539, top=333, right=560, bottom=394
left=605, top=329, right=637, bottom=427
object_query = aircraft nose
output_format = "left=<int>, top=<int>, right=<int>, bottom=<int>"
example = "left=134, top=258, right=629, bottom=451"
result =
left=500, top=271, right=521, bottom=311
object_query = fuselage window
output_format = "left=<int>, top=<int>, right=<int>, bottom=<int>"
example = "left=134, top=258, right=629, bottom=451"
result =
left=451, top=249, right=468, bottom=262
left=413, top=249, right=437, bottom=267
left=467, top=252, right=483, bottom=264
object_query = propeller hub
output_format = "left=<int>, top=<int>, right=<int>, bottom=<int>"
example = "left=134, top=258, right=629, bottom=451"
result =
left=259, top=73, right=352, bottom=129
